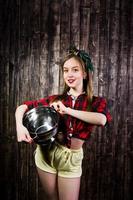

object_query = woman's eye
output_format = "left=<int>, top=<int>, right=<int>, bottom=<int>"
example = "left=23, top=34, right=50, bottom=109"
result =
left=63, top=69, right=68, bottom=73
left=73, top=68, right=78, bottom=72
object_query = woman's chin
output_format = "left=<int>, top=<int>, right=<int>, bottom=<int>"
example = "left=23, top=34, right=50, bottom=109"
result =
left=67, top=83, right=76, bottom=88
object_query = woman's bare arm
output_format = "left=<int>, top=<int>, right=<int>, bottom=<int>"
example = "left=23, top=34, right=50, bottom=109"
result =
left=50, top=101, right=107, bottom=126
left=15, top=104, right=33, bottom=143
left=66, top=107, right=107, bottom=126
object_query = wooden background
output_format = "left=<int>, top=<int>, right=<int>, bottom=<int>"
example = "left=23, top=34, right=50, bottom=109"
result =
left=0, top=0, right=132, bottom=199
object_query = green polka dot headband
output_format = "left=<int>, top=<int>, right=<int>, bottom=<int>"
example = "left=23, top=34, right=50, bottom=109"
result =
left=68, top=46, right=94, bottom=72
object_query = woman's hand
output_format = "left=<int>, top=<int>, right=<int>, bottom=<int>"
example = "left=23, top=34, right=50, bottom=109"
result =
left=16, top=124, right=33, bottom=143
left=50, top=101, right=68, bottom=115
left=15, top=104, right=33, bottom=143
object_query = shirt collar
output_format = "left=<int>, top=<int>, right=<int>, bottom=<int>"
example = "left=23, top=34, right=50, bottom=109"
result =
left=67, top=91, right=86, bottom=100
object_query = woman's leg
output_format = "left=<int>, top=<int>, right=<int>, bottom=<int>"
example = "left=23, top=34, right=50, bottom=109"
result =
left=57, top=177, right=81, bottom=200
left=37, top=167, right=58, bottom=200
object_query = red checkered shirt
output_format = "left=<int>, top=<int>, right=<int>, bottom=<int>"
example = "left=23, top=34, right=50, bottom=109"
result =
left=23, top=93, right=112, bottom=147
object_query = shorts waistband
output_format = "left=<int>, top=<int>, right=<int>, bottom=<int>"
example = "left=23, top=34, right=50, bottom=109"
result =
left=55, top=141, right=83, bottom=153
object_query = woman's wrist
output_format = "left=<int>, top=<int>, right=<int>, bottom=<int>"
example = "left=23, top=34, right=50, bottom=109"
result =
left=16, top=122, right=24, bottom=129
left=66, top=107, right=72, bottom=115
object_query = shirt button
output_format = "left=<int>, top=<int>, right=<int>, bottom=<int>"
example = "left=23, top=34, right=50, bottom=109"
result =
left=69, top=133, right=72, bottom=137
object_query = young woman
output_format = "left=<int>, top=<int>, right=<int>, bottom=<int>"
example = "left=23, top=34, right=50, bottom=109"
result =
left=15, top=46, right=112, bottom=200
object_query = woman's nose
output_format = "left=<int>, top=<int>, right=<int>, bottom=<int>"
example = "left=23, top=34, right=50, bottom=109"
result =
left=67, top=70, right=73, bottom=77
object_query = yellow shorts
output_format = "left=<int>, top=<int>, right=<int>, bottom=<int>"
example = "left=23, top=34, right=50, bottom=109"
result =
left=34, top=142, right=83, bottom=178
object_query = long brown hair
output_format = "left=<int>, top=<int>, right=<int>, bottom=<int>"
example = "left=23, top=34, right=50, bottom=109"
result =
left=61, top=53, right=94, bottom=101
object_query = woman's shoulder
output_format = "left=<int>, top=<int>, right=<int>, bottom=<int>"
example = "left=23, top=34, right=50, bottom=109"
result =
left=48, top=94, right=59, bottom=100
left=92, top=95, right=107, bottom=103
left=48, top=94, right=65, bottom=102
left=91, top=95, right=108, bottom=110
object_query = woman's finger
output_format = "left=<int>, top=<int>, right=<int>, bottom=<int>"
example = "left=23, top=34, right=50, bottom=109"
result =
left=51, top=102, right=59, bottom=111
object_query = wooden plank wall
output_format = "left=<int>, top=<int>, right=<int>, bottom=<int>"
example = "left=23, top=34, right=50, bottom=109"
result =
left=0, top=0, right=132, bottom=199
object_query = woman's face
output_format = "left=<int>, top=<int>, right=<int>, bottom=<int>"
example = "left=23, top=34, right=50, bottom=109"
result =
left=63, top=57, right=85, bottom=91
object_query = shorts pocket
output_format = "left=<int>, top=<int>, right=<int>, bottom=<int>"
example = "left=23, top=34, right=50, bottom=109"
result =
left=70, top=150, right=83, bottom=167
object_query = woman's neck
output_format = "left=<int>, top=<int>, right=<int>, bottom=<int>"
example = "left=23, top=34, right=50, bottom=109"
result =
left=68, top=88, right=84, bottom=97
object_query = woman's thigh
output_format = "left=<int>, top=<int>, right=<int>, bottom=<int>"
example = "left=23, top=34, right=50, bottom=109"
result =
left=37, top=167, right=58, bottom=200
left=58, top=176, right=81, bottom=200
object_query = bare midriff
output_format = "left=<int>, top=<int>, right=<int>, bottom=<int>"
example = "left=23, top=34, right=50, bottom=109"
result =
left=56, top=132, right=84, bottom=150
left=70, top=137, right=84, bottom=149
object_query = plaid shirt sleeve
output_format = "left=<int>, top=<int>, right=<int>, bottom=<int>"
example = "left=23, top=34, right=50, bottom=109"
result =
left=22, top=95, right=58, bottom=111
left=70, top=96, right=112, bottom=141
left=91, top=96, right=112, bottom=125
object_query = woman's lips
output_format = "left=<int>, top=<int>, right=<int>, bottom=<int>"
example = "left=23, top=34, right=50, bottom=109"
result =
left=68, top=79, right=75, bottom=84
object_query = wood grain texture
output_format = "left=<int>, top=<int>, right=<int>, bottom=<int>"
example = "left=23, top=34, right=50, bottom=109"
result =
left=0, top=0, right=132, bottom=199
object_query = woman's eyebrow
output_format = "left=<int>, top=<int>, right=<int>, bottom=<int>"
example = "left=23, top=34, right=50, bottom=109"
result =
left=63, top=66, right=79, bottom=69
